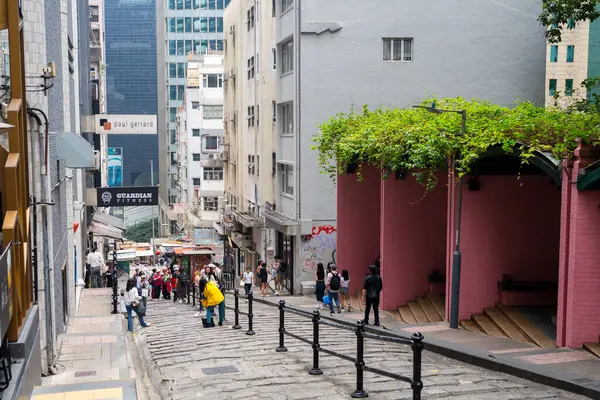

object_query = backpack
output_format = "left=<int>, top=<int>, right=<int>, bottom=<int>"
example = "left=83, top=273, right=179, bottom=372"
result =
left=367, top=276, right=381, bottom=300
left=329, top=273, right=341, bottom=291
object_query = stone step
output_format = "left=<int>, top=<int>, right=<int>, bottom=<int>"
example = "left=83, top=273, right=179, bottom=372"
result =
left=472, top=314, right=507, bottom=338
left=397, top=305, right=417, bottom=324
left=407, top=301, right=429, bottom=324
left=484, top=308, right=530, bottom=344
left=583, top=342, right=600, bottom=358
left=459, top=319, right=481, bottom=332
left=496, top=303, right=554, bottom=348
left=428, top=294, right=446, bottom=321
left=417, top=296, right=443, bottom=322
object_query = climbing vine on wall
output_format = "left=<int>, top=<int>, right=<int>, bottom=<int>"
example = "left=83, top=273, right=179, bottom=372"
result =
left=312, top=98, right=600, bottom=189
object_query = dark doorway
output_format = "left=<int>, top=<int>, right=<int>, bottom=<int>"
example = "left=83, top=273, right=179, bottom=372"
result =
left=276, top=232, right=294, bottom=295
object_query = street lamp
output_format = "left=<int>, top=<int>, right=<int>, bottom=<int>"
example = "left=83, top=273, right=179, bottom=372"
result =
left=413, top=102, right=467, bottom=329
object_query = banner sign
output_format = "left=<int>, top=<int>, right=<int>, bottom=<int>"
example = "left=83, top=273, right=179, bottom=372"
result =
left=107, top=147, right=123, bottom=187
left=97, top=186, right=159, bottom=207
left=95, top=114, right=157, bottom=135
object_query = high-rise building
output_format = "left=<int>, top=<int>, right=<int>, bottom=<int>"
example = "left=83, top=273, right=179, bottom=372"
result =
left=224, top=0, right=546, bottom=295
left=157, top=0, right=228, bottom=236
left=175, top=56, right=225, bottom=236
left=105, top=0, right=159, bottom=187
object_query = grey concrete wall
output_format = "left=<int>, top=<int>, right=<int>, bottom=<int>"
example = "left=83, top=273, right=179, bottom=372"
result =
left=79, top=0, right=92, bottom=117
left=44, top=0, right=65, bottom=131
left=295, top=0, right=546, bottom=222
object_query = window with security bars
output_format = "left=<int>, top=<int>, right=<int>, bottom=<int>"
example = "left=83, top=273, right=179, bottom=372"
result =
left=279, top=102, right=293, bottom=134
left=204, top=105, right=223, bottom=120
left=382, top=38, right=413, bottom=62
left=278, top=163, right=294, bottom=195
left=281, top=40, right=293, bottom=74
left=203, top=196, right=218, bottom=211
left=204, top=167, right=223, bottom=180
left=192, top=153, right=201, bottom=161
left=281, top=0, right=293, bottom=14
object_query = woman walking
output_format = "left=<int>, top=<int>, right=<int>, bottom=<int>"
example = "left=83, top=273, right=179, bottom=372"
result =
left=341, top=269, right=352, bottom=312
left=124, top=278, right=150, bottom=331
left=162, top=267, right=172, bottom=300
left=257, top=261, right=269, bottom=297
left=315, top=263, right=325, bottom=309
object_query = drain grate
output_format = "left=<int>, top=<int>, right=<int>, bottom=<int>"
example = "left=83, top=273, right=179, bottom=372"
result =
left=201, top=366, right=239, bottom=376
left=74, top=371, right=97, bottom=377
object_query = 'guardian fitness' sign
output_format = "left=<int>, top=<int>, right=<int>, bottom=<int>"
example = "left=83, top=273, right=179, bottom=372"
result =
left=97, top=187, right=159, bottom=207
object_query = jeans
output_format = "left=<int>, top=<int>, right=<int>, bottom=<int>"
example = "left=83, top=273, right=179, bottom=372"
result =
left=364, top=297, right=380, bottom=324
left=328, top=290, right=340, bottom=313
left=315, top=281, right=325, bottom=302
left=206, top=301, right=225, bottom=325
left=90, top=266, right=103, bottom=288
left=126, top=304, right=148, bottom=331
left=244, top=283, right=252, bottom=295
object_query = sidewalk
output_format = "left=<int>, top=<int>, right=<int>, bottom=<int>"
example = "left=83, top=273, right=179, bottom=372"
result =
left=253, top=294, right=600, bottom=399
left=30, top=288, right=138, bottom=400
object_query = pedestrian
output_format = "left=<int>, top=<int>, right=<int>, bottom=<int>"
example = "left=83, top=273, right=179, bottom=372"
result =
left=362, top=265, right=383, bottom=326
left=162, top=267, right=172, bottom=300
left=178, top=267, right=188, bottom=303
left=257, top=261, right=269, bottom=297
left=86, top=246, right=106, bottom=289
left=341, top=269, right=352, bottom=312
left=314, top=263, right=326, bottom=309
left=84, top=250, right=91, bottom=289
left=200, top=279, right=225, bottom=328
left=124, top=277, right=150, bottom=331
left=171, top=266, right=179, bottom=303
left=242, top=266, right=253, bottom=295
left=137, top=275, right=150, bottom=309
left=194, top=267, right=211, bottom=317
left=152, top=270, right=162, bottom=300
left=271, top=258, right=281, bottom=295
left=326, top=263, right=342, bottom=315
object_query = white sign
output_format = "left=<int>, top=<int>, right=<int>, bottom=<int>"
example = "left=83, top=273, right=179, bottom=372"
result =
left=92, top=114, right=157, bottom=135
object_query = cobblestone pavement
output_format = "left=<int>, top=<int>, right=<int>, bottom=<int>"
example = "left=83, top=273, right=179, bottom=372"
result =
left=138, top=297, right=591, bottom=400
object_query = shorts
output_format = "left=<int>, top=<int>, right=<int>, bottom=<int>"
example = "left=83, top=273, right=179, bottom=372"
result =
left=340, top=287, right=348, bottom=295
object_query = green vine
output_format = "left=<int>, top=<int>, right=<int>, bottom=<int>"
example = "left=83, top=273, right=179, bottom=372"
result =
left=312, top=97, right=600, bottom=189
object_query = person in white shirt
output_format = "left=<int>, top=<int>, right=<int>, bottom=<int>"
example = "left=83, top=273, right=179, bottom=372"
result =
left=242, top=267, right=253, bottom=295
left=124, top=278, right=150, bottom=331
left=86, top=246, right=106, bottom=288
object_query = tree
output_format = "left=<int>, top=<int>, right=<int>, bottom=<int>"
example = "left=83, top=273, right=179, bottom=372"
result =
left=124, top=217, right=159, bottom=243
left=539, top=0, right=600, bottom=43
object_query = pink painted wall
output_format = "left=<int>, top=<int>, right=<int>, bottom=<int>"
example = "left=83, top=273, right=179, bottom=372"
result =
left=564, top=188, right=600, bottom=347
left=336, top=166, right=381, bottom=295
left=454, top=176, right=561, bottom=320
left=380, top=175, right=447, bottom=310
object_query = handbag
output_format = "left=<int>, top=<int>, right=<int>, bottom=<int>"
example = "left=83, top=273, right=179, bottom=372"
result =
left=240, top=279, right=245, bottom=287
left=134, top=302, right=146, bottom=317
left=322, top=295, right=331, bottom=305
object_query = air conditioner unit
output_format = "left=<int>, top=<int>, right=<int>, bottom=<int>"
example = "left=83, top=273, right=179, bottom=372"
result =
left=223, top=71, right=229, bottom=81
left=90, top=70, right=98, bottom=80
left=230, top=69, right=236, bottom=78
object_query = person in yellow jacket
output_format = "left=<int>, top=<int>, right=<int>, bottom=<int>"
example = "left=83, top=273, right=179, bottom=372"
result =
left=201, top=279, right=225, bottom=327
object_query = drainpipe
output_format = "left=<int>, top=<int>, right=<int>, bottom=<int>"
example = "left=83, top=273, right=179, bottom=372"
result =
left=27, top=110, right=42, bottom=304
left=293, top=0, right=302, bottom=294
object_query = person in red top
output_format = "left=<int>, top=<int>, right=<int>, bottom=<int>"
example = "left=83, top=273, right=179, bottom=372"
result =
left=171, top=266, right=179, bottom=303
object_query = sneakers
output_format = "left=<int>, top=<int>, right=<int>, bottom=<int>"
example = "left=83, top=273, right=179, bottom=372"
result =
left=337, top=307, right=341, bottom=314
left=142, top=322, right=151, bottom=328
left=178, top=300, right=183, bottom=304
left=374, top=322, right=380, bottom=326
left=194, top=312, right=201, bottom=318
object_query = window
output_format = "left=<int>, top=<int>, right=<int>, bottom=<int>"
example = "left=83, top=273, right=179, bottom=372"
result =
left=272, top=48, right=276, bottom=70
left=272, top=101, right=277, bottom=122
left=170, top=85, right=178, bottom=100
left=170, top=129, right=177, bottom=144
left=257, top=155, right=260, bottom=177
left=169, top=63, right=177, bottom=78
left=204, top=167, right=224, bottom=180
left=192, top=153, right=201, bottom=161
left=176, top=0, right=183, bottom=9
left=185, top=40, right=193, bottom=55
left=383, top=38, right=413, bottom=62
left=247, top=56, right=255, bottom=79
left=185, top=0, right=192, bottom=9
left=192, top=101, right=200, bottom=110
left=280, top=102, right=293, bottom=134
left=550, top=45, right=558, bottom=63
left=256, top=105, right=260, bottom=126
left=193, top=178, right=201, bottom=186
left=204, top=105, right=223, bottom=120
left=247, top=155, right=255, bottom=175
left=192, top=128, right=201, bottom=137
left=209, top=17, right=216, bottom=32
left=203, top=197, right=218, bottom=211
left=170, top=108, right=177, bottom=123
left=177, top=40, right=184, bottom=55
left=169, top=40, right=176, bottom=55
left=272, top=0, right=276, bottom=16
left=205, top=136, right=220, bottom=150
left=256, top=53, right=260, bottom=74
left=169, top=0, right=176, bottom=9
left=281, top=40, right=293, bottom=74
left=177, top=63, right=185, bottom=78
left=566, top=45, right=574, bottom=62
left=89, top=6, right=99, bottom=22
left=168, top=18, right=175, bottom=32
left=217, top=0, right=224, bottom=8
left=565, top=79, right=574, bottom=96
left=549, top=79, right=557, bottom=96
left=217, top=40, right=224, bottom=51
left=247, top=6, right=255, bottom=31
left=247, top=106, right=255, bottom=127
left=278, top=163, right=294, bottom=195
left=217, top=17, right=224, bottom=32
left=178, top=85, right=184, bottom=100
left=203, top=73, right=223, bottom=88
left=176, top=17, right=184, bottom=32
left=185, top=17, right=192, bottom=32
left=567, top=18, right=576, bottom=29
left=281, top=0, right=293, bottom=14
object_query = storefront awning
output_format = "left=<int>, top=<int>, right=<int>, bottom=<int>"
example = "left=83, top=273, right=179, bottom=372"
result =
left=88, top=221, right=124, bottom=240
left=264, top=211, right=298, bottom=236
left=92, top=212, right=125, bottom=230
left=182, top=249, right=215, bottom=255
left=135, top=250, right=154, bottom=258
left=56, top=131, right=96, bottom=168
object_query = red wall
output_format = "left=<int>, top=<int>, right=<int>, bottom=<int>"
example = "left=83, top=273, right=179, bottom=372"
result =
left=380, top=175, right=447, bottom=310
left=564, top=189, right=600, bottom=347
left=336, top=166, right=381, bottom=294
left=455, top=176, right=561, bottom=320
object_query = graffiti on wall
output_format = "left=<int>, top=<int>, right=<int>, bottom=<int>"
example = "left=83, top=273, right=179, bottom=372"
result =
left=301, top=225, right=337, bottom=276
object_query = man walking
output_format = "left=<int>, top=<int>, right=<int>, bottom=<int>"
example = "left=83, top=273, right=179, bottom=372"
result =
left=326, top=264, right=342, bottom=315
left=86, top=246, right=107, bottom=288
left=362, top=265, right=383, bottom=326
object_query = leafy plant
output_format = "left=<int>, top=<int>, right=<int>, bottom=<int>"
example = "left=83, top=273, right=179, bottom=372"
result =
left=312, top=97, right=600, bottom=189
left=124, top=217, right=159, bottom=243
left=539, top=0, right=600, bottom=43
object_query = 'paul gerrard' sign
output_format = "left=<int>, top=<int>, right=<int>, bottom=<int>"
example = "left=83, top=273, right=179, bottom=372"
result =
left=97, top=187, right=159, bottom=207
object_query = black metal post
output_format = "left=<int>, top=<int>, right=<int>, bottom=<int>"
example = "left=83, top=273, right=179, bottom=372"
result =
left=187, top=281, right=191, bottom=304
left=31, top=199, right=39, bottom=304
left=309, top=310, right=323, bottom=375
left=246, top=291, right=255, bottom=335
left=449, top=174, right=463, bottom=329
left=111, top=240, right=118, bottom=314
left=351, top=320, right=368, bottom=398
left=220, top=287, right=226, bottom=321
left=192, top=280, right=196, bottom=306
left=410, top=332, right=424, bottom=400
left=232, top=289, right=241, bottom=329
left=276, top=300, right=287, bottom=352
